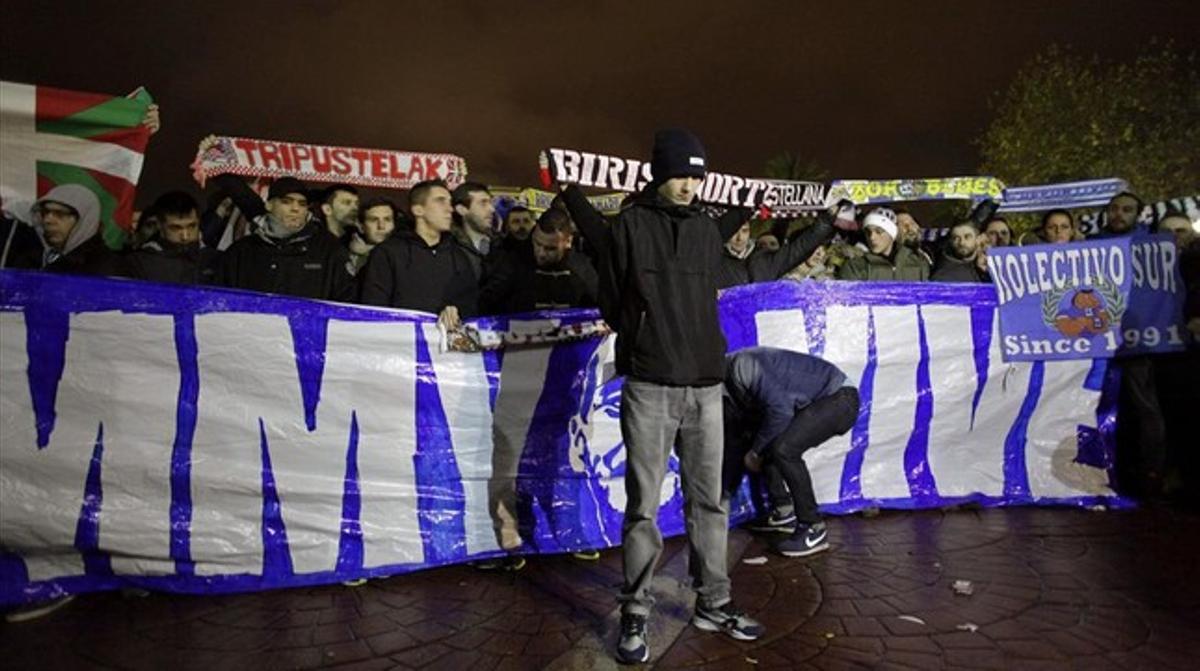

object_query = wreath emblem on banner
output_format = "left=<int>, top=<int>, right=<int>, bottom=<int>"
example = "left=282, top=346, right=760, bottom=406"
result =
left=1041, top=279, right=1125, bottom=338
left=896, top=180, right=927, bottom=199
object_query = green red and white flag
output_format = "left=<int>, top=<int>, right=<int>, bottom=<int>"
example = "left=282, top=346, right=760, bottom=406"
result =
left=1, top=80, right=153, bottom=249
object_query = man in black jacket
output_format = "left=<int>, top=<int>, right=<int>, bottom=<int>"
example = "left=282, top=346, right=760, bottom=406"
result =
left=931, top=220, right=989, bottom=283
left=480, top=208, right=597, bottom=314
left=566, top=129, right=763, bottom=663
left=358, top=179, right=479, bottom=328
left=716, top=217, right=836, bottom=290
left=128, top=191, right=220, bottom=285
left=213, top=175, right=354, bottom=302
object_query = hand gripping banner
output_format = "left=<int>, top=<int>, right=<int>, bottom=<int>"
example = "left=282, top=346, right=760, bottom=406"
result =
left=540, top=148, right=827, bottom=217
left=191, top=136, right=469, bottom=190
left=0, top=271, right=1123, bottom=606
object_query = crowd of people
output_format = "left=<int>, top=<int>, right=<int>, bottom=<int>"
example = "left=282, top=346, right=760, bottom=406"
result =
left=2, top=119, right=1198, bottom=660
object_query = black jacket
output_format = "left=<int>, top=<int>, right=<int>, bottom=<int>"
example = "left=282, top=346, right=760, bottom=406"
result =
left=581, top=186, right=747, bottom=386
left=1, top=214, right=44, bottom=269
left=44, top=234, right=134, bottom=278
left=216, top=223, right=354, bottom=301
left=931, top=249, right=989, bottom=283
left=129, top=244, right=220, bottom=285
left=715, top=219, right=836, bottom=289
left=480, top=245, right=598, bottom=314
left=358, top=229, right=480, bottom=316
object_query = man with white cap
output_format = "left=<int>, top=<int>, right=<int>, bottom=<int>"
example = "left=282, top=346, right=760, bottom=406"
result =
left=837, top=207, right=930, bottom=281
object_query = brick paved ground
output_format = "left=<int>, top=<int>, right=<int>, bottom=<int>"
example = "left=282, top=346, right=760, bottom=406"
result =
left=3, top=506, right=1199, bottom=670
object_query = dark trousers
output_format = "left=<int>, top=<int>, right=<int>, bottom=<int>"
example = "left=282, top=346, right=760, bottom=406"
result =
left=769, top=387, right=861, bottom=524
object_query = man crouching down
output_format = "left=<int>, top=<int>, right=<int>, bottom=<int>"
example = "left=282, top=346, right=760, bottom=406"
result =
left=722, top=347, right=861, bottom=557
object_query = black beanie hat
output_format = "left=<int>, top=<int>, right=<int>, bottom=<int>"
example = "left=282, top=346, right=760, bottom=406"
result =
left=268, top=177, right=307, bottom=200
left=651, top=128, right=707, bottom=182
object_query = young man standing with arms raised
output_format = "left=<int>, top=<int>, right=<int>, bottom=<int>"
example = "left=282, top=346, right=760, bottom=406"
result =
left=565, top=128, right=763, bottom=663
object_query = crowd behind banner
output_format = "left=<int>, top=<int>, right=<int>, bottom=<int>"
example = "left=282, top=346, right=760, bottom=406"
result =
left=1, top=101, right=1198, bottom=505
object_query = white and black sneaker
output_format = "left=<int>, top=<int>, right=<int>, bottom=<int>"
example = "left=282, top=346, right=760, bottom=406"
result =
left=692, top=601, right=765, bottom=641
left=777, top=521, right=829, bottom=557
left=616, top=612, right=650, bottom=664
left=746, top=508, right=797, bottom=534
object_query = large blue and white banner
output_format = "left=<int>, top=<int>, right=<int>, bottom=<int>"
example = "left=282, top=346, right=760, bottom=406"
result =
left=0, top=271, right=1121, bottom=606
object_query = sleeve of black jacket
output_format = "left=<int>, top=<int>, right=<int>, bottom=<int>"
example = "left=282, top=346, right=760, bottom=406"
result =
left=479, top=250, right=518, bottom=314
left=211, top=173, right=267, bottom=221
left=748, top=213, right=835, bottom=282
left=327, top=243, right=356, bottom=303
left=561, top=184, right=611, bottom=259
left=358, top=244, right=395, bottom=306
left=597, top=215, right=630, bottom=330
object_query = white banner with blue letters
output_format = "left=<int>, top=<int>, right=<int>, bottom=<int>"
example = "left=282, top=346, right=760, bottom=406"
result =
left=0, top=271, right=1122, bottom=606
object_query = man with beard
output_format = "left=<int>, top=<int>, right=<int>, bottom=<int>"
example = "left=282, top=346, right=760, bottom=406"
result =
left=320, top=184, right=359, bottom=240
left=480, top=208, right=597, bottom=314
left=1098, top=191, right=1146, bottom=238
left=129, top=191, right=219, bottom=285
left=932, top=221, right=989, bottom=282
left=503, top=206, right=536, bottom=243
left=894, top=208, right=934, bottom=267
left=451, top=181, right=499, bottom=281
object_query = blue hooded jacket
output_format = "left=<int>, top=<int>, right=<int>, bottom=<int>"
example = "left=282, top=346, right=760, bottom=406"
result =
left=724, top=347, right=849, bottom=456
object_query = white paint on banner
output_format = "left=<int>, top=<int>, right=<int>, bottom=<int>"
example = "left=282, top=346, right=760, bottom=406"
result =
left=89, top=313, right=178, bottom=576
left=925, top=310, right=1013, bottom=498
left=859, top=306, right=921, bottom=501
left=190, top=313, right=293, bottom=576
left=754, top=309, right=810, bottom=353
left=807, top=306, right=870, bottom=504
left=0, top=312, right=177, bottom=580
left=424, top=322, right=500, bottom=557
left=483, top=320, right=558, bottom=551
left=345, top=322, right=423, bottom=569
left=0, top=312, right=84, bottom=581
left=1025, top=360, right=1112, bottom=498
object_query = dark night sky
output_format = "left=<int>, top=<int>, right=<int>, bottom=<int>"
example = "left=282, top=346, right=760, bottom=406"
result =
left=2, top=0, right=1197, bottom=204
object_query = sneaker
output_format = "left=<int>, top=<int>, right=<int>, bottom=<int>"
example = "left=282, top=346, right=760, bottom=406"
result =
left=4, top=595, right=76, bottom=623
left=616, top=612, right=650, bottom=664
left=746, top=508, right=797, bottom=534
left=778, top=522, right=829, bottom=558
left=473, top=555, right=526, bottom=572
left=571, top=550, right=601, bottom=561
left=692, top=601, right=764, bottom=641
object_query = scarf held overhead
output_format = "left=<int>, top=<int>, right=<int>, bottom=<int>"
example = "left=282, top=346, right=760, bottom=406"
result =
left=540, top=148, right=827, bottom=217
left=192, top=136, right=469, bottom=190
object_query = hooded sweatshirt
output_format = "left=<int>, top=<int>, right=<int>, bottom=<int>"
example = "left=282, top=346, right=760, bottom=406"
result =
left=34, top=184, right=132, bottom=277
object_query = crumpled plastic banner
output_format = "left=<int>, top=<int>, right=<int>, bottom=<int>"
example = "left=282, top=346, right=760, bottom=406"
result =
left=0, top=271, right=1123, bottom=606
